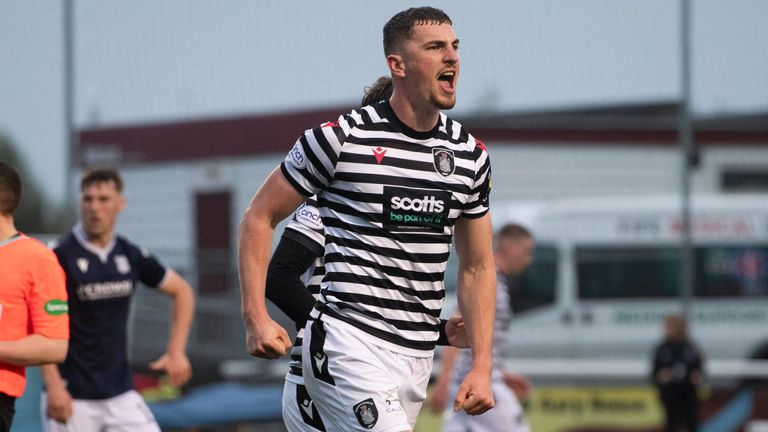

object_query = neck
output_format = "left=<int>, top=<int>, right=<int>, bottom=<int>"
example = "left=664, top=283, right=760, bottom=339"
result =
left=494, top=254, right=511, bottom=276
left=389, top=90, right=440, bottom=132
left=83, top=227, right=114, bottom=248
left=0, top=214, right=17, bottom=241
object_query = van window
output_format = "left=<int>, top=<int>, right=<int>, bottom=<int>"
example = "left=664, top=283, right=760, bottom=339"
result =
left=577, top=245, right=768, bottom=299
left=696, top=245, right=768, bottom=297
left=577, top=247, right=680, bottom=299
left=514, top=245, right=558, bottom=313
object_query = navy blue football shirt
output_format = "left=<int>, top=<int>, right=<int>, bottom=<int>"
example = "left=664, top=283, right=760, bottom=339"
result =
left=52, top=225, right=167, bottom=399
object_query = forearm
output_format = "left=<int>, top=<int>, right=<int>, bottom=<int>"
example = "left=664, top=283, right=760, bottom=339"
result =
left=239, top=211, right=277, bottom=325
left=167, top=283, right=195, bottom=355
left=41, top=363, right=67, bottom=390
left=457, top=266, right=496, bottom=372
left=0, top=335, right=67, bottom=366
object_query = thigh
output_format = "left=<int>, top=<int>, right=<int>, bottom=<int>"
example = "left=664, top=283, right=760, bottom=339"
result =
left=283, top=379, right=327, bottom=432
left=391, top=353, right=432, bottom=427
left=302, top=319, right=412, bottom=432
left=441, top=409, right=468, bottom=432
left=103, top=391, right=160, bottom=432
left=480, top=382, right=529, bottom=432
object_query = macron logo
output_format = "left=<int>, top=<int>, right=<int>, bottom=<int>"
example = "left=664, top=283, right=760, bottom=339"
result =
left=313, top=352, right=327, bottom=373
left=372, top=147, right=387, bottom=164
left=300, top=398, right=315, bottom=420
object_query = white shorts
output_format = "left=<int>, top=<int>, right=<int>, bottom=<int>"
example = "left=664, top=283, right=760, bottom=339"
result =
left=442, top=380, right=530, bottom=432
left=283, top=378, right=327, bottom=432
left=41, top=389, right=160, bottom=432
left=302, top=317, right=433, bottom=432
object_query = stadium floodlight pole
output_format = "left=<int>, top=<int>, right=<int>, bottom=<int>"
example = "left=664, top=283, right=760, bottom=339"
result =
left=63, top=0, right=78, bottom=221
left=679, top=0, right=695, bottom=320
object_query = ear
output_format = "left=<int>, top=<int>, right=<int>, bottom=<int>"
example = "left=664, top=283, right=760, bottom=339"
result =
left=117, top=193, right=126, bottom=213
left=387, top=54, right=406, bottom=78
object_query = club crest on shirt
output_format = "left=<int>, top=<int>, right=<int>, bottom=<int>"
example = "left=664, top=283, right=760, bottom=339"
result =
left=115, top=255, right=131, bottom=274
left=353, top=398, right=378, bottom=429
left=432, top=148, right=455, bottom=176
left=77, top=257, right=89, bottom=273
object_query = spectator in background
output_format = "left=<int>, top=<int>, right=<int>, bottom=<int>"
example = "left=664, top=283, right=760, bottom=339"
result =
left=41, top=168, right=195, bottom=432
left=652, top=314, right=704, bottom=432
left=429, top=223, right=535, bottom=432
left=0, top=161, right=69, bottom=432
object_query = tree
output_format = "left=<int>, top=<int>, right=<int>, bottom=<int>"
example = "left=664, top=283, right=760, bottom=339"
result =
left=0, top=133, right=68, bottom=233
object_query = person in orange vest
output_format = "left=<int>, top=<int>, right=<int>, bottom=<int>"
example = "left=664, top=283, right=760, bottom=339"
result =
left=0, top=161, right=69, bottom=432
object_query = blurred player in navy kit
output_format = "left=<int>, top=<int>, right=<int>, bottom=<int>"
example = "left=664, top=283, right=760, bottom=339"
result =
left=41, top=168, right=195, bottom=432
left=652, top=314, right=704, bottom=432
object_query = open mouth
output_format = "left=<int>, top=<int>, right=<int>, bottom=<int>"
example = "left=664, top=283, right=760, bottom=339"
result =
left=437, top=71, right=456, bottom=92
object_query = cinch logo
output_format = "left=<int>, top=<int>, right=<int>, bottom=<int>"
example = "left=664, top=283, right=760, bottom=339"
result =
left=390, top=195, right=445, bottom=213
left=288, top=141, right=307, bottom=169
left=44, top=299, right=69, bottom=316
left=296, top=201, right=323, bottom=230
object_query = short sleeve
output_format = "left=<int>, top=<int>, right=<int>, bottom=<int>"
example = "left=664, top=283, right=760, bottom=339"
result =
left=28, top=250, right=69, bottom=339
left=135, top=245, right=168, bottom=288
left=283, top=197, right=325, bottom=256
left=461, top=137, right=492, bottom=218
left=280, top=120, right=347, bottom=197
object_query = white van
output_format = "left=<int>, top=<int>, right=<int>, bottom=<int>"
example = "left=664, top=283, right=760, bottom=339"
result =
left=445, top=194, right=768, bottom=363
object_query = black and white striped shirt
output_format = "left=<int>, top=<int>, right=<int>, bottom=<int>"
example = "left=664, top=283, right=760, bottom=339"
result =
left=281, top=100, right=492, bottom=356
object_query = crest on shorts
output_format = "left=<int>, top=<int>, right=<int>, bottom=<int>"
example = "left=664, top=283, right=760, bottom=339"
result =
left=353, top=398, right=378, bottom=429
left=432, top=148, right=455, bottom=176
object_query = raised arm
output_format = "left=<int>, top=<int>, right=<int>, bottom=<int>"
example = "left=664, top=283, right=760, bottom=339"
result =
left=239, top=167, right=305, bottom=359
left=149, top=269, right=195, bottom=386
left=451, top=213, right=496, bottom=415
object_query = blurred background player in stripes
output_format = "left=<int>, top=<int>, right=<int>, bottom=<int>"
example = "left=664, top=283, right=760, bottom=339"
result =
left=429, top=223, right=535, bottom=432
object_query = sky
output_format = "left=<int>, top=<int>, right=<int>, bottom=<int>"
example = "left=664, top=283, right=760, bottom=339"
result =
left=1, top=0, right=767, bottom=206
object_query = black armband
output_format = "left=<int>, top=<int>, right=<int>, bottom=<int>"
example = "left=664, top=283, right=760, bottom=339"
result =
left=265, top=236, right=319, bottom=330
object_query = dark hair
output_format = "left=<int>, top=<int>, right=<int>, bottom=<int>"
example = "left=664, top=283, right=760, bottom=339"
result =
left=383, top=7, right=452, bottom=55
left=361, top=76, right=393, bottom=106
left=81, top=167, right=124, bottom=192
left=0, top=161, right=22, bottom=215
left=496, top=223, right=532, bottom=241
